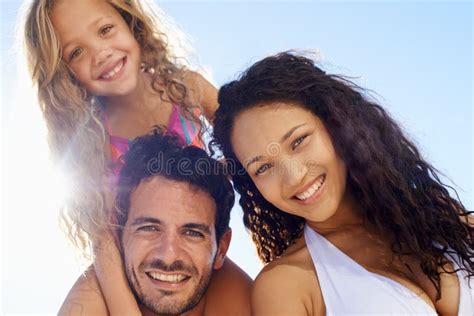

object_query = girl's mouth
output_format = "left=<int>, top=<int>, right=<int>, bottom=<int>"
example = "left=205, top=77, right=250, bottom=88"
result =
left=99, top=57, right=126, bottom=81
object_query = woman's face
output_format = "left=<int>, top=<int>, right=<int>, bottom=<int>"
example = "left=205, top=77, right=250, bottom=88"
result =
left=231, top=102, right=349, bottom=223
left=51, top=0, right=142, bottom=98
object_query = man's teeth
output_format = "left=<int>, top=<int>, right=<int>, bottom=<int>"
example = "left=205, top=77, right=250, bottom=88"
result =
left=296, top=176, right=325, bottom=200
left=101, top=60, right=123, bottom=79
left=148, top=272, right=187, bottom=283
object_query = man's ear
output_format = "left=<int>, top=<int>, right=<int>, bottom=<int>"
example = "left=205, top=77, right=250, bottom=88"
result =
left=213, top=229, right=232, bottom=270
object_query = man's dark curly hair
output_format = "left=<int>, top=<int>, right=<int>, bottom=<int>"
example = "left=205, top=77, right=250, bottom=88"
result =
left=210, top=52, right=473, bottom=299
left=116, top=128, right=234, bottom=243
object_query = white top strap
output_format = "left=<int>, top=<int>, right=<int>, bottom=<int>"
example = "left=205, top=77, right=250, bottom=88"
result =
left=304, top=224, right=437, bottom=315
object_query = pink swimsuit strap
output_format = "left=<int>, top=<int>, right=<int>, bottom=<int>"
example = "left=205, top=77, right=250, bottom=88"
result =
left=102, top=105, right=202, bottom=177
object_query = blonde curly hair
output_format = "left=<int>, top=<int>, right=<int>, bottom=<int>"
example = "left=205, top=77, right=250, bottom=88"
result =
left=24, top=0, right=202, bottom=259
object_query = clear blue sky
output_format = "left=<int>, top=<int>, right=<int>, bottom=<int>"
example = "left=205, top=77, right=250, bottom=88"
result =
left=1, top=1, right=472, bottom=314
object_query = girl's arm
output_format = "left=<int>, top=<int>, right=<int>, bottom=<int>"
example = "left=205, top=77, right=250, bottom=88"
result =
left=58, top=241, right=142, bottom=316
left=183, top=71, right=219, bottom=122
left=60, top=134, right=141, bottom=315
left=59, top=220, right=141, bottom=315
left=91, top=135, right=142, bottom=316
left=58, top=266, right=109, bottom=316
left=93, top=232, right=142, bottom=316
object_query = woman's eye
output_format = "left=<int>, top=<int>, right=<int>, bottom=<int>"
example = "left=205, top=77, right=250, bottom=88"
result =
left=100, top=25, right=113, bottom=36
left=256, top=163, right=272, bottom=176
left=292, top=135, right=308, bottom=150
left=69, top=47, right=83, bottom=61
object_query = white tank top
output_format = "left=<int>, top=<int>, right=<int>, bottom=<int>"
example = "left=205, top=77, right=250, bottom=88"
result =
left=304, top=225, right=473, bottom=315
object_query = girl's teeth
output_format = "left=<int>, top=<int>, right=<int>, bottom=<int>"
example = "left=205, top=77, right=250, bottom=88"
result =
left=102, top=60, right=123, bottom=79
left=296, top=176, right=325, bottom=200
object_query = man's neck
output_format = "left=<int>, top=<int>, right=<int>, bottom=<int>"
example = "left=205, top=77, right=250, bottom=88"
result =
left=140, top=295, right=206, bottom=316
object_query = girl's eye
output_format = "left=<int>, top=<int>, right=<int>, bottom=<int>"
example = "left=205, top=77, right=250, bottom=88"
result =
left=256, top=163, right=272, bottom=176
left=292, top=134, right=308, bottom=150
left=69, top=47, right=83, bottom=61
left=100, top=25, right=114, bottom=36
left=184, top=230, right=204, bottom=238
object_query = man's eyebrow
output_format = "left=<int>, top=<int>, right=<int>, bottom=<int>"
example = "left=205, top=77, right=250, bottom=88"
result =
left=246, top=123, right=308, bottom=169
left=130, top=217, right=161, bottom=227
left=62, top=16, right=111, bottom=52
left=183, top=223, right=212, bottom=235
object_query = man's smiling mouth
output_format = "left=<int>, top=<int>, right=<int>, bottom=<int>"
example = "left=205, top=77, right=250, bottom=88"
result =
left=146, top=272, right=190, bottom=283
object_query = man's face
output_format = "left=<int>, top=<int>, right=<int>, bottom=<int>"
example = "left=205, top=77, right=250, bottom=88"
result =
left=122, top=176, right=227, bottom=315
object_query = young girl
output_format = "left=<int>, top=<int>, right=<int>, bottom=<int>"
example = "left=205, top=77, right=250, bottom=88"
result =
left=24, top=0, right=251, bottom=314
left=211, top=52, right=473, bottom=315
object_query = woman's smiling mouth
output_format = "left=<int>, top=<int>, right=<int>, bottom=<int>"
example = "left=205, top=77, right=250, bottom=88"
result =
left=293, top=174, right=326, bottom=204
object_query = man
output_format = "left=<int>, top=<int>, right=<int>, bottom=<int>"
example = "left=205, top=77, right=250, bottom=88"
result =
left=60, top=131, right=251, bottom=315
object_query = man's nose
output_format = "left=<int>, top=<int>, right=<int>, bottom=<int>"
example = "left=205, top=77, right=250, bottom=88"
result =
left=93, top=47, right=113, bottom=67
left=154, top=232, right=183, bottom=264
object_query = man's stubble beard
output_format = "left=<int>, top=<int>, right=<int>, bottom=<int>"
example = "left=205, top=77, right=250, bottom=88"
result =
left=126, top=255, right=217, bottom=316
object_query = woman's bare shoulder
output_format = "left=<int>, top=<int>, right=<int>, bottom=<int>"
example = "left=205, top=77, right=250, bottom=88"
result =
left=252, top=237, right=324, bottom=316
left=58, top=266, right=109, bottom=316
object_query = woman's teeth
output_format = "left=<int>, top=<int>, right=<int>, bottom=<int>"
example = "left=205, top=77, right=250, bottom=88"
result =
left=296, top=175, right=325, bottom=200
left=101, top=59, right=124, bottom=79
left=147, top=272, right=187, bottom=283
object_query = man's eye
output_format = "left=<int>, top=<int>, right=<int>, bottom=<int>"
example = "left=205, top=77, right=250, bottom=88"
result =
left=138, top=226, right=158, bottom=232
left=292, top=134, right=308, bottom=150
left=184, top=230, right=204, bottom=238
left=100, top=25, right=114, bottom=36
left=69, top=47, right=83, bottom=61
left=256, top=163, right=272, bottom=176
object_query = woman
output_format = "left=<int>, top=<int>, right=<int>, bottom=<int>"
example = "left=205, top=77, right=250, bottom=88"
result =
left=211, top=52, right=473, bottom=315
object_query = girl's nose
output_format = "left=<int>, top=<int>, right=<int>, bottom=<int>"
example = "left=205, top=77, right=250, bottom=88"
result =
left=93, top=48, right=113, bottom=67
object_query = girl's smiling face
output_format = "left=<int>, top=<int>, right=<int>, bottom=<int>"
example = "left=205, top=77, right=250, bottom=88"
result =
left=231, top=102, right=349, bottom=224
left=51, top=0, right=142, bottom=98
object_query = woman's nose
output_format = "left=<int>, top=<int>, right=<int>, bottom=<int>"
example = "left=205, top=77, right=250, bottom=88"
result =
left=282, top=158, right=308, bottom=187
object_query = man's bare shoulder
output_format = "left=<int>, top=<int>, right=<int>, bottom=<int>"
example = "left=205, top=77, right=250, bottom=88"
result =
left=58, top=266, right=109, bottom=316
left=204, top=258, right=252, bottom=316
left=252, top=238, right=324, bottom=316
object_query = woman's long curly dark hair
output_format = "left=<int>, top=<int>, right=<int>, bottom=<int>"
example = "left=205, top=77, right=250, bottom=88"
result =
left=211, top=52, right=473, bottom=299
